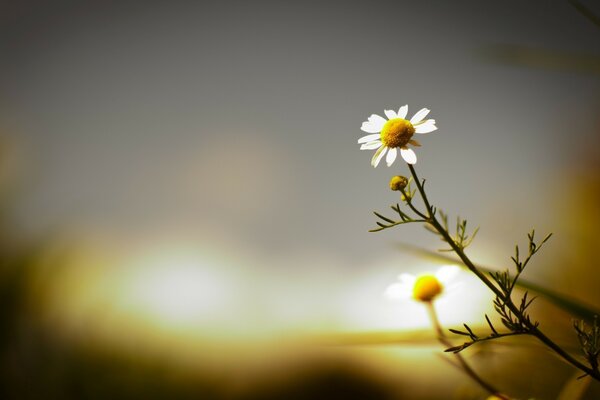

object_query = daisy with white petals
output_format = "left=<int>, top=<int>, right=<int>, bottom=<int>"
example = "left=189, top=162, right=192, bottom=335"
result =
left=384, top=265, right=459, bottom=303
left=358, top=105, right=438, bottom=167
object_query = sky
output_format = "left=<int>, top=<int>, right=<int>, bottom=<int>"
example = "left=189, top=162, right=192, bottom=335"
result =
left=0, top=0, right=598, bottom=284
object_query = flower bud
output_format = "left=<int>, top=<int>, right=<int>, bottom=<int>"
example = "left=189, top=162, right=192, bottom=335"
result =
left=412, top=274, right=443, bottom=302
left=389, top=175, right=408, bottom=191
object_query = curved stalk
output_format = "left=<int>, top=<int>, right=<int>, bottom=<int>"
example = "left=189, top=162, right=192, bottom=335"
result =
left=407, top=164, right=600, bottom=381
left=425, top=301, right=511, bottom=399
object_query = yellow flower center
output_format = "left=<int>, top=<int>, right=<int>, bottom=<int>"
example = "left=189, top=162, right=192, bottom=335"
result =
left=389, top=175, right=408, bottom=191
left=380, top=118, right=415, bottom=148
left=412, top=274, right=443, bottom=302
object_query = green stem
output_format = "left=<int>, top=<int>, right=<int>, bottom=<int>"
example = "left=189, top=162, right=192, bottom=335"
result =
left=393, top=242, right=600, bottom=322
left=456, top=331, right=529, bottom=348
left=407, top=163, right=600, bottom=381
left=425, top=302, right=510, bottom=399
left=407, top=164, right=505, bottom=298
left=400, top=189, right=428, bottom=220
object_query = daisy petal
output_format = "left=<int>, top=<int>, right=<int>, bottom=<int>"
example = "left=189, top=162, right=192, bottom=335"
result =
left=436, top=265, right=459, bottom=285
left=384, top=283, right=412, bottom=300
left=415, top=120, right=438, bottom=134
left=414, top=118, right=435, bottom=126
left=397, top=105, right=408, bottom=119
left=358, top=133, right=381, bottom=144
left=398, top=273, right=416, bottom=286
left=410, top=108, right=430, bottom=124
left=384, top=109, right=397, bottom=119
left=360, top=122, right=381, bottom=133
left=400, top=148, right=417, bottom=164
left=360, top=141, right=382, bottom=150
left=386, top=147, right=397, bottom=166
left=444, top=281, right=464, bottom=295
left=368, top=114, right=386, bottom=128
left=361, top=114, right=387, bottom=133
left=371, top=146, right=387, bottom=167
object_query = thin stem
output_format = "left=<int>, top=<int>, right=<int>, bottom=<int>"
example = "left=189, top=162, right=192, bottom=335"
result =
left=407, top=163, right=600, bottom=381
left=568, top=0, right=600, bottom=29
left=459, top=331, right=529, bottom=347
left=400, top=189, right=428, bottom=220
left=407, top=164, right=433, bottom=213
left=425, top=301, right=510, bottom=400
left=408, top=164, right=504, bottom=298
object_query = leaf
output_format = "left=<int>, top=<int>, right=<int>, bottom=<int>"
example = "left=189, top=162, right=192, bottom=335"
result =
left=373, top=212, right=395, bottom=224
left=444, top=342, right=472, bottom=353
left=448, top=328, right=471, bottom=336
left=485, top=314, right=498, bottom=335
left=463, top=323, right=477, bottom=339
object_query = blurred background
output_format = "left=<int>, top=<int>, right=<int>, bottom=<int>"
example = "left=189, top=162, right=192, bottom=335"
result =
left=0, top=0, right=599, bottom=398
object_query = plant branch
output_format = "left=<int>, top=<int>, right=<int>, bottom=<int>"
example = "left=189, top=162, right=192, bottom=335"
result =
left=392, top=242, right=600, bottom=322
left=407, top=164, right=600, bottom=381
left=425, top=302, right=511, bottom=399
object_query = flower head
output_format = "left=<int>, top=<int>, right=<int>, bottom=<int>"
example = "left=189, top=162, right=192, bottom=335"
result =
left=389, top=175, right=408, bottom=191
left=384, top=265, right=459, bottom=303
left=358, top=105, right=437, bottom=167
left=412, top=274, right=443, bottom=302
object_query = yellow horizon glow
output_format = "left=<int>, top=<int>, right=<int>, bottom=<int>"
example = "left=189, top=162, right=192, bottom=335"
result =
left=31, top=236, right=495, bottom=364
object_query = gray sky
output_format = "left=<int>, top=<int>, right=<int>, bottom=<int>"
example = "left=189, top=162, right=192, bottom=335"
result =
left=0, top=0, right=598, bottom=269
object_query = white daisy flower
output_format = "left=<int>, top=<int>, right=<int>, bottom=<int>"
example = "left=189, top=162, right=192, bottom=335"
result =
left=384, top=265, right=459, bottom=303
left=358, top=105, right=438, bottom=167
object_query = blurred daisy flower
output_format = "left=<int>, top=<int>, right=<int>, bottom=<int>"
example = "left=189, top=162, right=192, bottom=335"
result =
left=358, top=105, right=437, bottom=167
left=384, top=265, right=459, bottom=303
